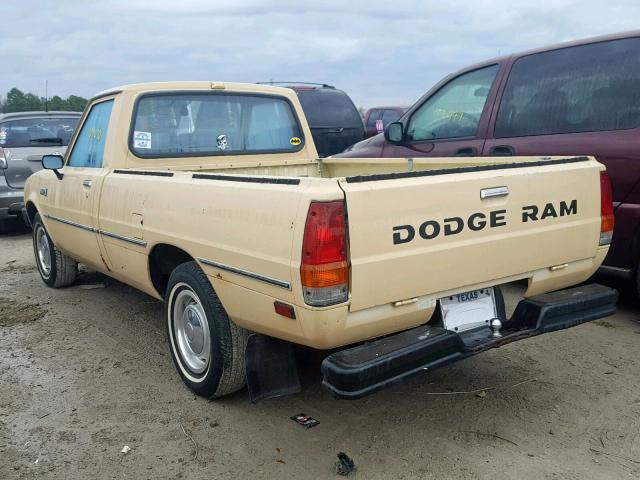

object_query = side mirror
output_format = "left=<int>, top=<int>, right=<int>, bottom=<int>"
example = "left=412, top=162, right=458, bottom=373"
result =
left=385, top=122, right=404, bottom=144
left=42, top=154, right=64, bottom=180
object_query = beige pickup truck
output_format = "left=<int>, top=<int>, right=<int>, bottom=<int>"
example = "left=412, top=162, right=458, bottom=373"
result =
left=23, top=82, right=617, bottom=401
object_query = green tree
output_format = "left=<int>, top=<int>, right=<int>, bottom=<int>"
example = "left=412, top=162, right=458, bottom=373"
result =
left=5, top=88, right=27, bottom=112
left=47, top=95, right=65, bottom=111
left=1, top=88, right=87, bottom=113
left=65, top=95, right=87, bottom=112
left=23, top=93, right=44, bottom=111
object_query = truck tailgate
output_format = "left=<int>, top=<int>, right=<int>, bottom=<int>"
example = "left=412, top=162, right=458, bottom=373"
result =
left=339, top=157, right=603, bottom=312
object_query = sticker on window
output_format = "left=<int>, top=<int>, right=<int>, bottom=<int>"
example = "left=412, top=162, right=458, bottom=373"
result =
left=290, top=137, right=301, bottom=146
left=133, top=131, right=152, bottom=149
left=216, top=134, right=228, bottom=151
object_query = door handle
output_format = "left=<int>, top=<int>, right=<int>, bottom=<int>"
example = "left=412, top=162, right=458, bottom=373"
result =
left=82, top=179, right=92, bottom=188
left=455, top=147, right=477, bottom=156
left=490, top=145, right=515, bottom=156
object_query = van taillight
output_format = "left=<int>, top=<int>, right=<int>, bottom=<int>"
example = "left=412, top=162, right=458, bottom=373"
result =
left=0, top=148, right=6, bottom=169
left=600, top=171, right=614, bottom=246
left=301, top=201, right=349, bottom=306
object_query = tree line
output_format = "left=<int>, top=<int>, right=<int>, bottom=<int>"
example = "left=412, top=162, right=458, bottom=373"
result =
left=0, top=88, right=87, bottom=113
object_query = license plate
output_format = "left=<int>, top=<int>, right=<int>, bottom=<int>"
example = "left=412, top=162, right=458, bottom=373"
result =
left=439, top=288, right=497, bottom=333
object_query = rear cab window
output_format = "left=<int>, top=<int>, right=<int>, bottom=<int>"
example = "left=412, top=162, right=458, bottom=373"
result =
left=295, top=89, right=362, bottom=128
left=130, top=93, right=304, bottom=157
left=0, top=116, right=80, bottom=148
left=495, top=37, right=640, bottom=137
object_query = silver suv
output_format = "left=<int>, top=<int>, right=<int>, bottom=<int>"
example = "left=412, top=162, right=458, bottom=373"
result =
left=0, top=111, right=81, bottom=225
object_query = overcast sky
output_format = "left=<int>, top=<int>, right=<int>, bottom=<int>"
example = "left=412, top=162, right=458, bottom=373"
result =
left=2, top=1, right=639, bottom=108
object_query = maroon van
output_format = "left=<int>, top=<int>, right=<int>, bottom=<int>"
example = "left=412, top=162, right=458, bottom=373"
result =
left=336, top=31, right=640, bottom=291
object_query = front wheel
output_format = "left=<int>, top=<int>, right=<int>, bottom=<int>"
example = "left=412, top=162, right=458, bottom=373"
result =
left=32, top=213, right=78, bottom=288
left=165, top=261, right=249, bottom=398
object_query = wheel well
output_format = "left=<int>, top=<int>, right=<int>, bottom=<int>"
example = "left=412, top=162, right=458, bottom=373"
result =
left=26, top=202, right=38, bottom=225
left=149, top=244, right=195, bottom=298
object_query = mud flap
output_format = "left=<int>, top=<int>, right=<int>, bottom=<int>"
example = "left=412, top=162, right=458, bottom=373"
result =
left=21, top=207, right=32, bottom=229
left=245, top=334, right=301, bottom=403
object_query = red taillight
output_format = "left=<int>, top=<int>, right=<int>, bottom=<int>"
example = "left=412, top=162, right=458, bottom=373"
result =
left=302, top=201, right=346, bottom=265
left=0, top=147, right=6, bottom=169
left=301, top=201, right=349, bottom=306
left=600, top=171, right=614, bottom=246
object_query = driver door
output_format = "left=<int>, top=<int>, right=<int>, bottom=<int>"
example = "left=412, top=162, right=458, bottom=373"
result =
left=384, top=65, right=501, bottom=158
left=43, top=99, right=114, bottom=272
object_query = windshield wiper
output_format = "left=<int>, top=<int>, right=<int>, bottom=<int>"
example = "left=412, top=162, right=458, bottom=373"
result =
left=30, top=137, right=63, bottom=145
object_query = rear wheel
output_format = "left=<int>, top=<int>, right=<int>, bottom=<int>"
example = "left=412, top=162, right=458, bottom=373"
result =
left=32, top=213, right=77, bottom=288
left=165, top=261, right=248, bottom=398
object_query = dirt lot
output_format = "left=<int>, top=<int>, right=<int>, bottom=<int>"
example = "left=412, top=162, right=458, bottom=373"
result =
left=1, top=226, right=639, bottom=480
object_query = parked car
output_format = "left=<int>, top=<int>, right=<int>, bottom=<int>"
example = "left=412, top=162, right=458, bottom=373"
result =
left=363, top=106, right=407, bottom=138
left=260, top=82, right=364, bottom=157
left=0, top=111, right=81, bottom=226
left=23, top=81, right=616, bottom=401
left=337, top=31, right=640, bottom=292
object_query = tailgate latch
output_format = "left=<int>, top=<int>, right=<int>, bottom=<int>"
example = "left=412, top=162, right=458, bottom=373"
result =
left=480, top=186, right=509, bottom=199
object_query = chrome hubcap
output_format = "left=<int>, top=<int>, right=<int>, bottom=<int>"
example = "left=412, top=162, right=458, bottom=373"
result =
left=173, top=288, right=210, bottom=374
left=36, top=226, right=51, bottom=276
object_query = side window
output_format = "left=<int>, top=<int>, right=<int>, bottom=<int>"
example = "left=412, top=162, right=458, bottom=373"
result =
left=67, top=100, right=114, bottom=168
left=381, top=109, right=401, bottom=125
left=407, top=65, right=498, bottom=142
left=366, top=109, right=381, bottom=127
left=495, top=38, right=640, bottom=138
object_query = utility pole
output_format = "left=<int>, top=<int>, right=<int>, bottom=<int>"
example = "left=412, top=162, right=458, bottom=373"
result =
left=45, top=80, right=48, bottom=112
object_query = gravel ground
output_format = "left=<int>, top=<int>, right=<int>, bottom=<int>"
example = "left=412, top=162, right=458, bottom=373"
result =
left=1, top=225, right=639, bottom=479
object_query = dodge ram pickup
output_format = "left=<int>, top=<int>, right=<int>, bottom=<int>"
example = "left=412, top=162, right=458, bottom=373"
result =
left=23, top=82, right=617, bottom=401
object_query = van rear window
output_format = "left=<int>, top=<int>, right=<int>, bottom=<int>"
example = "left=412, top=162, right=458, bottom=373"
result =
left=0, top=117, right=80, bottom=148
left=495, top=37, right=640, bottom=137
left=296, top=89, right=362, bottom=128
left=130, top=93, right=303, bottom=157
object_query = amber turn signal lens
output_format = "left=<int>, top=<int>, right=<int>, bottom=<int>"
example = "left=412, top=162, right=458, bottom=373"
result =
left=601, top=214, right=614, bottom=233
left=300, top=262, right=348, bottom=288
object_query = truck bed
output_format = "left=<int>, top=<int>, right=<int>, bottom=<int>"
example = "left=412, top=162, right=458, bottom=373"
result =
left=96, top=154, right=607, bottom=348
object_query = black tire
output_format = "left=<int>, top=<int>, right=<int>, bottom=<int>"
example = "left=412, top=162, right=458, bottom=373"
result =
left=32, top=213, right=78, bottom=288
left=165, top=261, right=249, bottom=398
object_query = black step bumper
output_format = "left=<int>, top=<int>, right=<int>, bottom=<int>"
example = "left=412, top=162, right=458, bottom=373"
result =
left=321, top=284, right=617, bottom=399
